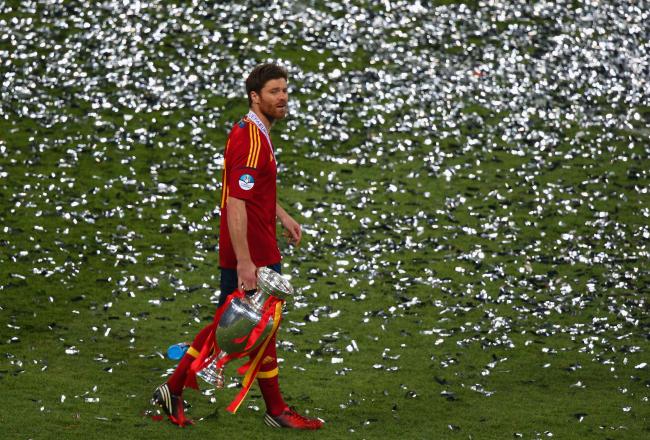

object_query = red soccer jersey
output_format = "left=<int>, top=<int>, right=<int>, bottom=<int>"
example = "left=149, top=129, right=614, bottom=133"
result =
left=218, top=117, right=280, bottom=269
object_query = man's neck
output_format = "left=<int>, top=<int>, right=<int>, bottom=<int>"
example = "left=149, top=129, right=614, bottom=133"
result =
left=249, top=108, right=272, bottom=132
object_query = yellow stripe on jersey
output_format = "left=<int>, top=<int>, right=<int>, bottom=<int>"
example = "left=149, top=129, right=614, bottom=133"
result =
left=220, top=139, right=230, bottom=208
left=251, top=126, right=262, bottom=168
left=246, top=123, right=263, bottom=168
left=246, top=123, right=260, bottom=168
left=221, top=166, right=228, bottom=208
left=245, top=124, right=252, bottom=166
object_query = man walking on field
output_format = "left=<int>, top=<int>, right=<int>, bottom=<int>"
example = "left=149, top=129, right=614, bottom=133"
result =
left=152, top=63, right=323, bottom=430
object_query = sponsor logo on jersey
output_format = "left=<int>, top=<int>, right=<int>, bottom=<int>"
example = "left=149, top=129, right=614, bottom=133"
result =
left=239, top=174, right=254, bottom=190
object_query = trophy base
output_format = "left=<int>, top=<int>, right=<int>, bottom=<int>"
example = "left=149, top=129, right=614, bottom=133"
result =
left=196, top=357, right=225, bottom=389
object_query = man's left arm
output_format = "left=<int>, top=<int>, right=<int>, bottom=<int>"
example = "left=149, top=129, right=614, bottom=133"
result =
left=276, top=202, right=301, bottom=247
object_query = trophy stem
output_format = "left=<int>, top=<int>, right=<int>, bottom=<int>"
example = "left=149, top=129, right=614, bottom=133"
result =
left=247, top=289, right=268, bottom=311
left=196, top=351, right=227, bottom=389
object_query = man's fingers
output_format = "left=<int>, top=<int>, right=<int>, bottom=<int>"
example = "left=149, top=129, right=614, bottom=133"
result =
left=242, top=275, right=257, bottom=290
left=283, top=226, right=301, bottom=246
left=292, top=226, right=302, bottom=246
left=238, top=267, right=258, bottom=291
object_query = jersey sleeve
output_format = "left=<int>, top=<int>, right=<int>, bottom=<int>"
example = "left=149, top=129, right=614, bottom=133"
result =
left=226, top=122, right=263, bottom=201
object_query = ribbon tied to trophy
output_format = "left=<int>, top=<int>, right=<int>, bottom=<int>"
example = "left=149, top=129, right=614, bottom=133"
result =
left=183, top=267, right=293, bottom=413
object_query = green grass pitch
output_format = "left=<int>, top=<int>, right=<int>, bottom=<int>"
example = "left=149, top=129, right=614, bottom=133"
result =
left=1, top=1, right=648, bottom=439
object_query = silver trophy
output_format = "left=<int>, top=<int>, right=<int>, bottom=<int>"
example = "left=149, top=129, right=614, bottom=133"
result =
left=197, top=267, right=294, bottom=388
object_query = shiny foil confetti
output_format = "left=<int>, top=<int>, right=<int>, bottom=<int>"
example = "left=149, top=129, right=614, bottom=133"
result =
left=0, top=0, right=648, bottom=436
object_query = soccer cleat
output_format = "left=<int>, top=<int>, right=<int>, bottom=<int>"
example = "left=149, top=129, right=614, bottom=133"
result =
left=151, top=383, right=194, bottom=427
left=264, top=406, right=324, bottom=430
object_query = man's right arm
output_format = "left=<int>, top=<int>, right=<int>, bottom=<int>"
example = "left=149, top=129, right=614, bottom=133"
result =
left=227, top=196, right=257, bottom=290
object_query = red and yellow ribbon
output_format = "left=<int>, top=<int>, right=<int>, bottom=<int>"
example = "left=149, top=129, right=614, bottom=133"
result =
left=226, top=300, right=283, bottom=413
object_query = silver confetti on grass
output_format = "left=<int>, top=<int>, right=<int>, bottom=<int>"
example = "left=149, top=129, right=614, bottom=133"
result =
left=64, top=346, right=79, bottom=355
left=1, top=1, right=648, bottom=433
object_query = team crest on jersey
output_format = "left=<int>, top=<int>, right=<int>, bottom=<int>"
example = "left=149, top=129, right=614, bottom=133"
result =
left=238, top=174, right=254, bottom=190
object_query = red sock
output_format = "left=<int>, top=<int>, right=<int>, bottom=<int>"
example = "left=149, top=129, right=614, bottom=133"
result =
left=256, top=334, right=286, bottom=416
left=166, top=324, right=213, bottom=395
left=259, top=375, right=286, bottom=416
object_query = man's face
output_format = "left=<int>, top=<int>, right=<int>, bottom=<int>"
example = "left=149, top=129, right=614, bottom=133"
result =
left=254, top=78, right=288, bottom=121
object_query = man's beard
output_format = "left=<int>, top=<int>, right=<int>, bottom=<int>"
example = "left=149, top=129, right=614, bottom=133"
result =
left=262, top=110, right=276, bottom=125
left=259, top=100, right=286, bottom=124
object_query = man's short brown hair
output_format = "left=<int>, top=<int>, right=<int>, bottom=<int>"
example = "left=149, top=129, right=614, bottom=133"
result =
left=246, top=63, right=288, bottom=107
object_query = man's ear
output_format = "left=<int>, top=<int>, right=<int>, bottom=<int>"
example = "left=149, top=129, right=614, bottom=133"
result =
left=251, top=91, right=260, bottom=105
